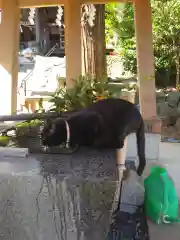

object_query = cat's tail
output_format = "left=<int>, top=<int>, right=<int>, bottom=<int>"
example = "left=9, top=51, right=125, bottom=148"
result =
left=136, top=119, right=146, bottom=176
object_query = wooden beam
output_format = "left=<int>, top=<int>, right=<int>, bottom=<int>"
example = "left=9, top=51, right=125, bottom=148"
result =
left=19, top=0, right=66, bottom=8
left=19, top=0, right=128, bottom=8
left=84, top=0, right=128, bottom=3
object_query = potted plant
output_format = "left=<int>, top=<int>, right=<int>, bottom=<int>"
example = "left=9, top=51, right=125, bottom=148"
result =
left=49, top=75, right=116, bottom=113
left=14, top=119, right=42, bottom=150
left=0, top=119, right=43, bottom=151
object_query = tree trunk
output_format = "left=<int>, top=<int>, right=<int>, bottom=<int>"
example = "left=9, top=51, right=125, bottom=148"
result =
left=82, top=4, right=107, bottom=79
left=82, top=6, right=96, bottom=77
left=176, top=58, right=180, bottom=88
left=94, top=4, right=107, bottom=79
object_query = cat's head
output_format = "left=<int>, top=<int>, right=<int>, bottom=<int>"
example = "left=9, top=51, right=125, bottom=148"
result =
left=41, top=118, right=67, bottom=147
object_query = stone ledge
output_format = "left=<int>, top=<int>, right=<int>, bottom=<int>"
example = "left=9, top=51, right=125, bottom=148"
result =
left=127, top=133, right=161, bottom=160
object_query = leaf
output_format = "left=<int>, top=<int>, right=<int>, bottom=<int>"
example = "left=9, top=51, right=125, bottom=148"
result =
left=48, top=75, right=119, bottom=112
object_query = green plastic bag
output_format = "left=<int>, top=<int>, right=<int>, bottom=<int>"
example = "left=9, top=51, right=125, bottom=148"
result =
left=144, top=166, right=180, bottom=224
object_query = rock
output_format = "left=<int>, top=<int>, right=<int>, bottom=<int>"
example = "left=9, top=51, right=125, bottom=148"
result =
left=163, top=116, right=177, bottom=127
left=175, top=118, right=180, bottom=132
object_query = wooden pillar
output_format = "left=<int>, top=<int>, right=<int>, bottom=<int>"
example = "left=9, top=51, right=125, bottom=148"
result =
left=134, top=0, right=161, bottom=132
left=64, top=1, right=82, bottom=88
left=38, top=8, right=50, bottom=54
left=35, top=8, right=41, bottom=52
left=0, top=0, right=20, bottom=114
left=134, top=0, right=156, bottom=119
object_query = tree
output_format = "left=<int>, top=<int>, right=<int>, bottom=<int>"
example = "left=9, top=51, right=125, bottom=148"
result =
left=152, top=0, right=180, bottom=86
left=81, top=4, right=106, bottom=79
left=105, top=3, right=137, bottom=74
left=114, top=0, right=180, bottom=87
left=105, top=3, right=122, bottom=45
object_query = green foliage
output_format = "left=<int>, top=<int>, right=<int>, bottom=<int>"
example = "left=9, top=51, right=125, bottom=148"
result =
left=0, top=136, right=10, bottom=146
left=152, top=0, right=180, bottom=86
left=15, top=120, right=42, bottom=137
left=105, top=3, right=137, bottom=72
left=109, top=3, right=134, bottom=75
left=152, top=0, right=180, bottom=65
left=105, top=0, right=180, bottom=86
left=16, top=120, right=41, bottom=128
left=116, top=3, right=134, bottom=39
left=105, top=4, right=119, bottom=42
left=49, top=75, right=116, bottom=112
left=118, top=4, right=136, bottom=73
left=105, top=3, right=124, bottom=47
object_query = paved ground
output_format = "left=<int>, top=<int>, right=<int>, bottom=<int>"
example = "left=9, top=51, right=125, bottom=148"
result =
left=0, top=143, right=179, bottom=239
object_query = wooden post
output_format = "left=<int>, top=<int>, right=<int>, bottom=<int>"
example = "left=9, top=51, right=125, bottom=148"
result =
left=0, top=0, right=20, bottom=114
left=64, top=1, right=82, bottom=88
left=134, top=0, right=161, bottom=132
left=134, top=0, right=156, bottom=119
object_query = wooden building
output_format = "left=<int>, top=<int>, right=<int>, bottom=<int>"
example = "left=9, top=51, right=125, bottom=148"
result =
left=20, top=7, right=65, bottom=56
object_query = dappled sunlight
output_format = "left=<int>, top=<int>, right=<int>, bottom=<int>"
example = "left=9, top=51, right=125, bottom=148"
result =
left=0, top=64, right=12, bottom=114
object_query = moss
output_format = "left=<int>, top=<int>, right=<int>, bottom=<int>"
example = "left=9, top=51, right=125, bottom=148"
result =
left=15, top=120, right=42, bottom=138
left=0, top=120, right=42, bottom=147
left=0, top=136, right=10, bottom=146
left=16, top=119, right=42, bottom=129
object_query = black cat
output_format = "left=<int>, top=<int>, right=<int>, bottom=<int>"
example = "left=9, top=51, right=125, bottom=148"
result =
left=41, top=98, right=146, bottom=175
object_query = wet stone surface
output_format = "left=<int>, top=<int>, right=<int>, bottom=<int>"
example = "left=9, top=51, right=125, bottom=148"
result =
left=0, top=149, right=118, bottom=240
